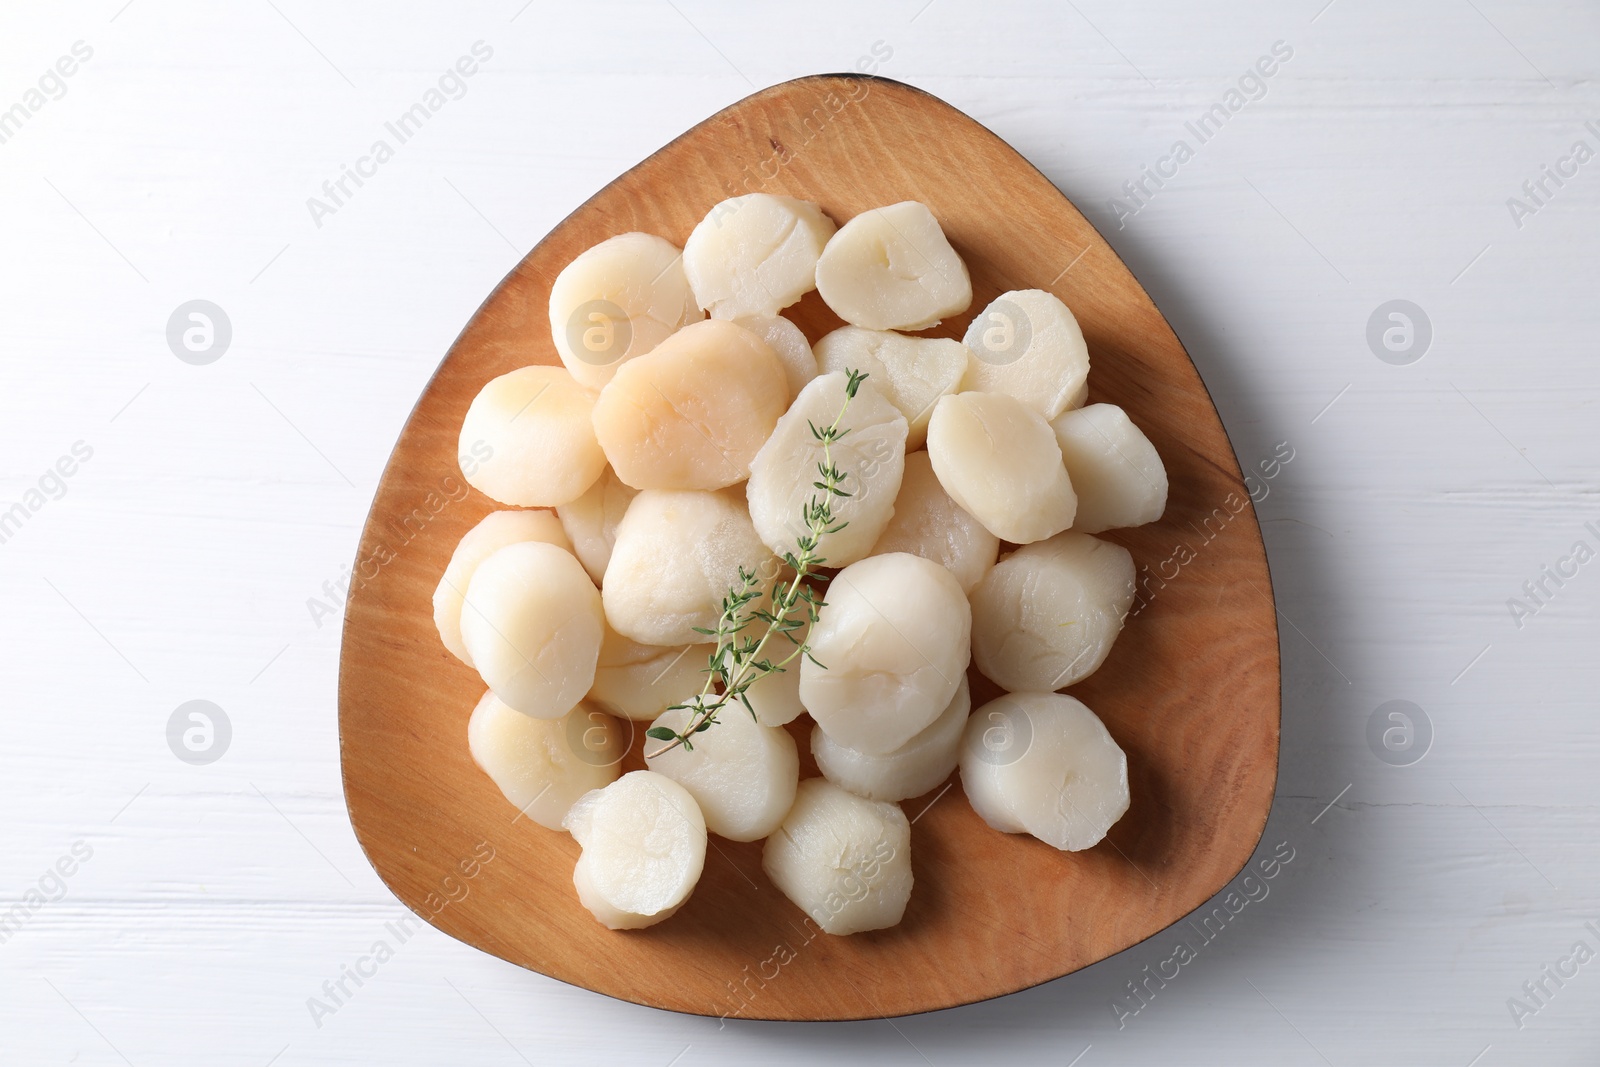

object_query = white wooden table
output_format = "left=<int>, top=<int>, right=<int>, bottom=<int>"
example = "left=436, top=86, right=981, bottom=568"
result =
left=3, top=1, right=1597, bottom=1063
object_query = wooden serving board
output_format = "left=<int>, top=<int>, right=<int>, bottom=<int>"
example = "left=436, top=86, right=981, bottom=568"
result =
left=338, top=74, right=1280, bottom=1021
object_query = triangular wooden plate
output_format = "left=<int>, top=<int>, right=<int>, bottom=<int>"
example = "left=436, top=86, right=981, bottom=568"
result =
left=339, top=74, right=1281, bottom=1021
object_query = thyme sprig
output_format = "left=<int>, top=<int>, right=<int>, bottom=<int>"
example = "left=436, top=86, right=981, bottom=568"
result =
left=643, top=368, right=869, bottom=757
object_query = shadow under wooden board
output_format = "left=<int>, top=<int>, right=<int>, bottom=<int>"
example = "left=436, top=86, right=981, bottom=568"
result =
left=339, top=74, right=1281, bottom=1021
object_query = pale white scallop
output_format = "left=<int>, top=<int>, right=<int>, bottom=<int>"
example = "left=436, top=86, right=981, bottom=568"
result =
left=962, top=289, right=1090, bottom=420
left=925, top=391, right=1076, bottom=544
left=587, top=624, right=711, bottom=722
left=434, top=510, right=571, bottom=667
left=741, top=665, right=805, bottom=728
left=800, top=552, right=971, bottom=755
left=746, top=372, right=907, bottom=567
left=958, top=692, right=1129, bottom=851
left=564, top=771, right=707, bottom=930
left=1050, top=403, right=1168, bottom=533
left=811, top=676, right=970, bottom=802
left=814, top=201, right=972, bottom=331
left=602, top=488, right=779, bottom=646
left=867, top=451, right=999, bottom=593
left=591, top=319, right=788, bottom=491
left=683, top=194, right=836, bottom=318
left=467, top=690, right=624, bottom=830
left=548, top=232, right=703, bottom=390
left=556, top=468, right=638, bottom=584
left=762, top=779, right=913, bottom=935
left=969, top=531, right=1135, bottom=692
left=731, top=314, right=818, bottom=402
left=813, top=326, right=967, bottom=449
left=645, top=701, right=799, bottom=842
left=459, top=541, right=604, bottom=719
left=458, top=366, right=607, bottom=508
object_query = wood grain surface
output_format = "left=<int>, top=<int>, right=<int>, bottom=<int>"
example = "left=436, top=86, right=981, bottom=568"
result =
left=338, top=74, right=1280, bottom=1021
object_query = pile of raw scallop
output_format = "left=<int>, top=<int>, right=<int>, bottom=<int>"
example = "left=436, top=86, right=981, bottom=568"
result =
left=434, top=194, right=1169, bottom=935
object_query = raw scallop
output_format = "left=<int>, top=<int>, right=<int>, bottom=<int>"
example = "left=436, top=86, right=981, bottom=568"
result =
left=814, top=201, right=972, bottom=331
left=968, top=531, right=1135, bottom=692
left=1050, top=403, right=1167, bottom=533
left=962, top=289, right=1090, bottom=420
left=813, top=325, right=967, bottom=449
left=645, top=701, right=799, bottom=841
left=746, top=372, right=907, bottom=568
left=683, top=194, right=835, bottom=319
left=460, top=540, right=604, bottom=718
left=800, top=552, right=971, bottom=755
left=762, top=779, right=913, bottom=935
left=556, top=468, right=638, bottom=584
left=867, top=451, right=998, bottom=593
left=731, top=314, right=818, bottom=401
left=812, top=676, right=970, bottom=802
left=587, top=624, right=711, bottom=722
left=591, top=319, right=788, bottom=491
left=564, top=771, right=707, bottom=929
left=925, top=391, right=1076, bottom=544
left=434, top=510, right=571, bottom=667
left=467, top=690, right=624, bottom=829
left=458, top=366, right=606, bottom=508
left=602, top=488, right=779, bottom=646
left=958, top=692, right=1129, bottom=851
left=548, top=232, right=702, bottom=389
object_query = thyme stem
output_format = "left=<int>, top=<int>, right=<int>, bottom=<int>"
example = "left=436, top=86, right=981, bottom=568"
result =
left=644, top=369, right=868, bottom=758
